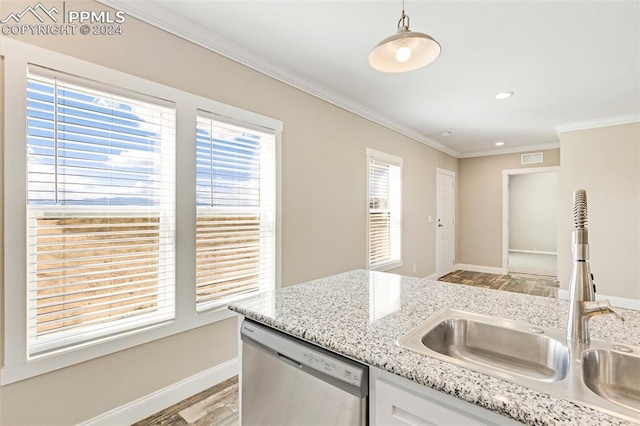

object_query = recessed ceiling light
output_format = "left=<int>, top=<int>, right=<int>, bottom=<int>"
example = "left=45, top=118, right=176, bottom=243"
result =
left=495, top=141, right=505, bottom=146
left=439, top=131, right=452, bottom=136
left=495, top=91, right=515, bottom=100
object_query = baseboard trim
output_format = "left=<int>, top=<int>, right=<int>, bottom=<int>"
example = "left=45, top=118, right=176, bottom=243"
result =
left=80, top=357, right=239, bottom=425
left=558, top=290, right=640, bottom=310
left=425, top=272, right=438, bottom=280
left=455, top=264, right=503, bottom=275
left=509, top=249, right=557, bottom=256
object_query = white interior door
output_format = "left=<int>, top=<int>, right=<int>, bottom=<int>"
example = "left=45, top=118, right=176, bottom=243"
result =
left=436, top=169, right=456, bottom=278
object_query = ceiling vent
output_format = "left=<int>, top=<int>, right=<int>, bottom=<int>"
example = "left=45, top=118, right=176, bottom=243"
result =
left=521, top=152, right=543, bottom=165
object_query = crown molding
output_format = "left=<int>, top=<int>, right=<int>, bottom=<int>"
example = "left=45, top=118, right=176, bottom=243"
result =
left=97, top=0, right=460, bottom=158
left=554, top=113, right=640, bottom=139
left=459, top=142, right=560, bottom=159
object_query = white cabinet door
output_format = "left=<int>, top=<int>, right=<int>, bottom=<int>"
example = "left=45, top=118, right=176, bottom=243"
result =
left=371, top=368, right=522, bottom=426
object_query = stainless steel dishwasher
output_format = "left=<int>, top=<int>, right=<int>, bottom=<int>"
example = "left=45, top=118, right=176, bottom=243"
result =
left=240, top=319, right=368, bottom=425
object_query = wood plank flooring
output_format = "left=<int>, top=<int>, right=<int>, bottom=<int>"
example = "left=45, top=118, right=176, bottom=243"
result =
left=135, top=270, right=558, bottom=425
left=438, top=270, right=559, bottom=298
left=133, top=376, right=239, bottom=426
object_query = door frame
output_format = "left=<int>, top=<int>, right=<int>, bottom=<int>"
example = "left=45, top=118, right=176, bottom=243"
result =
left=501, top=166, right=560, bottom=275
left=436, top=168, right=456, bottom=278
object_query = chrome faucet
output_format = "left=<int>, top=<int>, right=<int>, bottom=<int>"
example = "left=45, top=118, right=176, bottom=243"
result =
left=566, top=189, right=623, bottom=343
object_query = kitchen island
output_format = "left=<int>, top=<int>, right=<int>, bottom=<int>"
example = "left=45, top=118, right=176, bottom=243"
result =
left=228, top=270, right=640, bottom=425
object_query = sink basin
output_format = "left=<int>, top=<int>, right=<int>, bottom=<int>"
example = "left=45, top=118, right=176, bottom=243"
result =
left=397, top=308, right=640, bottom=423
left=397, top=309, right=569, bottom=382
left=582, top=349, right=640, bottom=413
left=421, top=317, right=569, bottom=381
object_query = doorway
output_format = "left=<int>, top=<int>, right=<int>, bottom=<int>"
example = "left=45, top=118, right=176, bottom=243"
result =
left=436, top=168, right=456, bottom=278
left=502, top=167, right=559, bottom=277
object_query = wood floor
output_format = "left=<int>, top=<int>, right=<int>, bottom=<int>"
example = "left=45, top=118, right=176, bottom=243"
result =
left=133, top=376, right=239, bottom=426
left=135, top=270, right=558, bottom=425
left=438, top=270, right=559, bottom=298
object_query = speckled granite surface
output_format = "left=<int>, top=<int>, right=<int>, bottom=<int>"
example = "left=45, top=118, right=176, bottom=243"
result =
left=228, top=270, right=640, bottom=425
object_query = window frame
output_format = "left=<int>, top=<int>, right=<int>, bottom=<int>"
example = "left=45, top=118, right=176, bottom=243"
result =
left=25, top=68, right=178, bottom=358
left=194, top=111, right=276, bottom=311
left=366, top=148, right=403, bottom=271
left=1, top=38, right=282, bottom=385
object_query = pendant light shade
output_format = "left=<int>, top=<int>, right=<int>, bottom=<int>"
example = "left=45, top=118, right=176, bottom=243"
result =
left=369, top=8, right=440, bottom=73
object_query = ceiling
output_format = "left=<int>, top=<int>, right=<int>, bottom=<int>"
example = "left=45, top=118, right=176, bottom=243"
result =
left=103, top=1, right=640, bottom=157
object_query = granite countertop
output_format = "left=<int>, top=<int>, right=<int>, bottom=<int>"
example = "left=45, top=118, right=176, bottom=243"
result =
left=228, top=269, right=640, bottom=425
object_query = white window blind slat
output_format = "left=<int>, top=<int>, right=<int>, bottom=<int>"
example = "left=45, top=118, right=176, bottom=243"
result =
left=33, top=264, right=167, bottom=287
left=30, top=298, right=175, bottom=342
left=195, top=113, right=276, bottom=311
left=26, top=69, right=176, bottom=358
left=30, top=277, right=167, bottom=300
left=196, top=278, right=260, bottom=300
left=195, top=276, right=261, bottom=294
left=32, top=289, right=174, bottom=321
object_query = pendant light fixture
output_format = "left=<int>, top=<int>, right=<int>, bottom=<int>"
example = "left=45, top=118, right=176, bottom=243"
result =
left=369, top=1, right=441, bottom=73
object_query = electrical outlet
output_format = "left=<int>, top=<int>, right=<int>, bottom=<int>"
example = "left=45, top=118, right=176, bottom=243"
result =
left=413, top=265, right=417, bottom=273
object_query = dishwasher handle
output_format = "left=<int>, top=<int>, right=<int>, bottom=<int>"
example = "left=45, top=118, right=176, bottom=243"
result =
left=277, top=352, right=303, bottom=369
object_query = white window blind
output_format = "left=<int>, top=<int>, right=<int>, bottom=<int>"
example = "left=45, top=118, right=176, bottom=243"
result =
left=195, top=112, right=276, bottom=311
left=367, top=151, right=402, bottom=270
left=26, top=68, right=176, bottom=357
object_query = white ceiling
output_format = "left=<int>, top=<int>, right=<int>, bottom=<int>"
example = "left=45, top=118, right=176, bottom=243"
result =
left=104, top=1, right=640, bottom=157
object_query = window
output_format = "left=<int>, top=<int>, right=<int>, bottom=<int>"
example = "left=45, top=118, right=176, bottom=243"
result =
left=195, top=113, right=276, bottom=310
left=26, top=67, right=176, bottom=357
left=367, top=149, right=402, bottom=270
left=2, top=38, right=281, bottom=384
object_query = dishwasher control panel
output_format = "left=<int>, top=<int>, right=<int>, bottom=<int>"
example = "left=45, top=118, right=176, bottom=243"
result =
left=241, top=320, right=364, bottom=388
left=300, top=348, right=362, bottom=386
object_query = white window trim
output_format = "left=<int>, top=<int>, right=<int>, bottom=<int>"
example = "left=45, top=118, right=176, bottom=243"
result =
left=1, top=38, right=282, bottom=385
left=366, top=148, right=403, bottom=272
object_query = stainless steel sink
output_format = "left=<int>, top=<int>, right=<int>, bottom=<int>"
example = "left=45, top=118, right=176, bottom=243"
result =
left=582, top=349, right=640, bottom=413
left=398, top=309, right=569, bottom=384
left=397, top=308, right=640, bottom=423
left=419, top=316, right=569, bottom=382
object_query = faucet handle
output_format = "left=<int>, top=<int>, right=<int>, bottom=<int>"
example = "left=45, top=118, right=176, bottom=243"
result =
left=597, top=300, right=625, bottom=322
left=611, top=309, right=625, bottom=323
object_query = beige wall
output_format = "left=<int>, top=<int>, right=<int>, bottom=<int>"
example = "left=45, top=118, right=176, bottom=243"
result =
left=1, top=321, right=238, bottom=425
left=458, top=149, right=560, bottom=268
left=509, top=172, right=558, bottom=253
left=558, top=123, right=640, bottom=300
left=0, top=1, right=457, bottom=423
left=0, top=42, right=4, bottom=426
